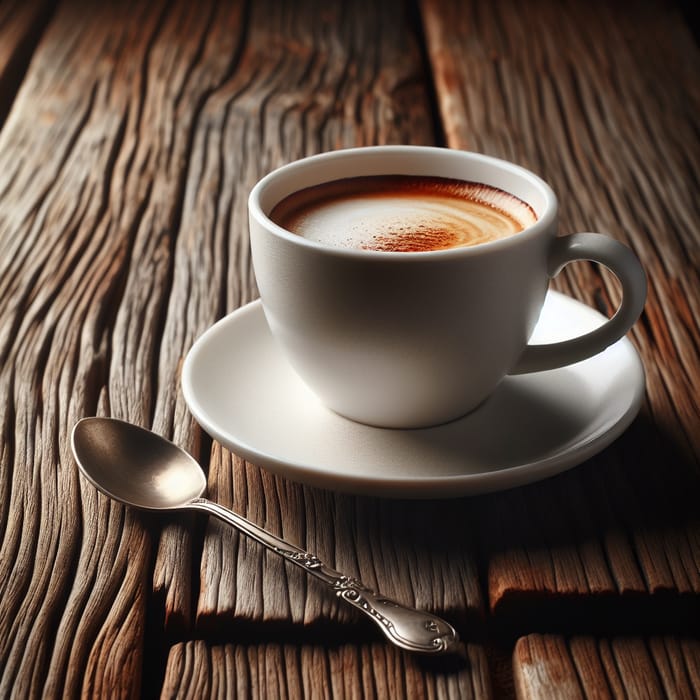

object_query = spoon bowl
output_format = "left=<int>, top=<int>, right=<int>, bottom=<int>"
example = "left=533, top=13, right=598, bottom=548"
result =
left=71, top=416, right=459, bottom=654
left=72, top=417, right=206, bottom=509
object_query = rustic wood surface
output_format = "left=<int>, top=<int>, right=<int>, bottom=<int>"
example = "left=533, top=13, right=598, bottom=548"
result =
left=0, top=0, right=697, bottom=698
left=513, top=634, right=700, bottom=699
left=162, top=641, right=491, bottom=699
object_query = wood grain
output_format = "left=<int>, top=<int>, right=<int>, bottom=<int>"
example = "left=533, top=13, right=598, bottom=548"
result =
left=0, top=0, right=250, bottom=694
left=161, top=640, right=491, bottom=699
left=513, top=634, right=700, bottom=699
left=0, top=0, right=53, bottom=126
left=421, top=0, right=700, bottom=629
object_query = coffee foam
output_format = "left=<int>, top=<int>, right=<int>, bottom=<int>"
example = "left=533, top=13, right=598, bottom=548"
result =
left=270, top=176, right=537, bottom=252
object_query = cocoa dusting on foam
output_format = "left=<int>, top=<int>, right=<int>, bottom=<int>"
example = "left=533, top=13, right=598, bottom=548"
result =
left=270, top=175, right=537, bottom=252
left=362, top=224, right=462, bottom=252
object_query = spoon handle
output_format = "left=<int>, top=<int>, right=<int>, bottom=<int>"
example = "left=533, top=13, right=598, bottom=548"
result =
left=187, top=497, right=459, bottom=654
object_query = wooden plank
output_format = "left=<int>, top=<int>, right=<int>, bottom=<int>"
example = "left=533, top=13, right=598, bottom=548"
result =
left=161, top=640, right=492, bottom=699
left=0, top=0, right=251, bottom=694
left=0, top=0, right=54, bottom=127
left=183, top=0, right=484, bottom=638
left=474, top=439, right=700, bottom=632
left=147, top=0, right=253, bottom=637
left=513, top=634, right=700, bottom=699
left=421, top=0, right=700, bottom=626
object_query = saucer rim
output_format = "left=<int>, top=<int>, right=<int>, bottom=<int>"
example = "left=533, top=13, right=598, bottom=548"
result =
left=182, top=294, right=645, bottom=498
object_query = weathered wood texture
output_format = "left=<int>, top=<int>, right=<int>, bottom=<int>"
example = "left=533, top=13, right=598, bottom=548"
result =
left=0, top=1, right=165, bottom=695
left=422, top=0, right=700, bottom=629
left=0, top=0, right=250, bottom=695
left=513, top=634, right=700, bottom=699
left=161, top=640, right=492, bottom=699
left=0, top=0, right=53, bottom=125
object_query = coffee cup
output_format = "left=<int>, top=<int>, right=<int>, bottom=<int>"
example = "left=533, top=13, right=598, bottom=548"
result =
left=248, top=146, right=646, bottom=428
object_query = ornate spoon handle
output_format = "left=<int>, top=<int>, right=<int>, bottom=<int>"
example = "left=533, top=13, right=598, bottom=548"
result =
left=188, top=498, right=459, bottom=654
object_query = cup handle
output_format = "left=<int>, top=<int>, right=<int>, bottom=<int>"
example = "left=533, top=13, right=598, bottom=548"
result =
left=511, top=232, right=647, bottom=374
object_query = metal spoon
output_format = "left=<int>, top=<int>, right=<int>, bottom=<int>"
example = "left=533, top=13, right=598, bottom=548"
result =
left=71, top=417, right=459, bottom=654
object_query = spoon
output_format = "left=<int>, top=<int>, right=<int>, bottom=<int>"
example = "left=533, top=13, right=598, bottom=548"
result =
left=71, top=417, right=459, bottom=654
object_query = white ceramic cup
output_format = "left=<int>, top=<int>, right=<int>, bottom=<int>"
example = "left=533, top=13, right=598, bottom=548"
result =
left=249, top=146, right=646, bottom=428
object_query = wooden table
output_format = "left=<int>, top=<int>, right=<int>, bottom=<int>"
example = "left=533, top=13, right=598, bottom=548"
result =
left=1, top=0, right=698, bottom=697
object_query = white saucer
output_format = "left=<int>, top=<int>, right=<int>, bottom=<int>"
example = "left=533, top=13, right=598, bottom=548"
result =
left=182, top=292, right=645, bottom=498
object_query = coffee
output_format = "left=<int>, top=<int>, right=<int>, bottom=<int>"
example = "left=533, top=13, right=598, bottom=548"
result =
left=270, top=175, right=537, bottom=252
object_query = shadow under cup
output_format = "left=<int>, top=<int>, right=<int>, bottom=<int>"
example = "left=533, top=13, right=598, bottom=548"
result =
left=248, top=146, right=642, bottom=429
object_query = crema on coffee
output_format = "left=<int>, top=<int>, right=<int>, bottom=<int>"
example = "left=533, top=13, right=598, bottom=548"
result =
left=270, top=175, right=537, bottom=252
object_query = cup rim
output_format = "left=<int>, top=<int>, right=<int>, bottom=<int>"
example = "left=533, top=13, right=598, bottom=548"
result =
left=248, top=145, right=558, bottom=259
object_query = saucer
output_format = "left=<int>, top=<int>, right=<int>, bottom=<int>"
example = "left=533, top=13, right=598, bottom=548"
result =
left=182, top=292, right=645, bottom=498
